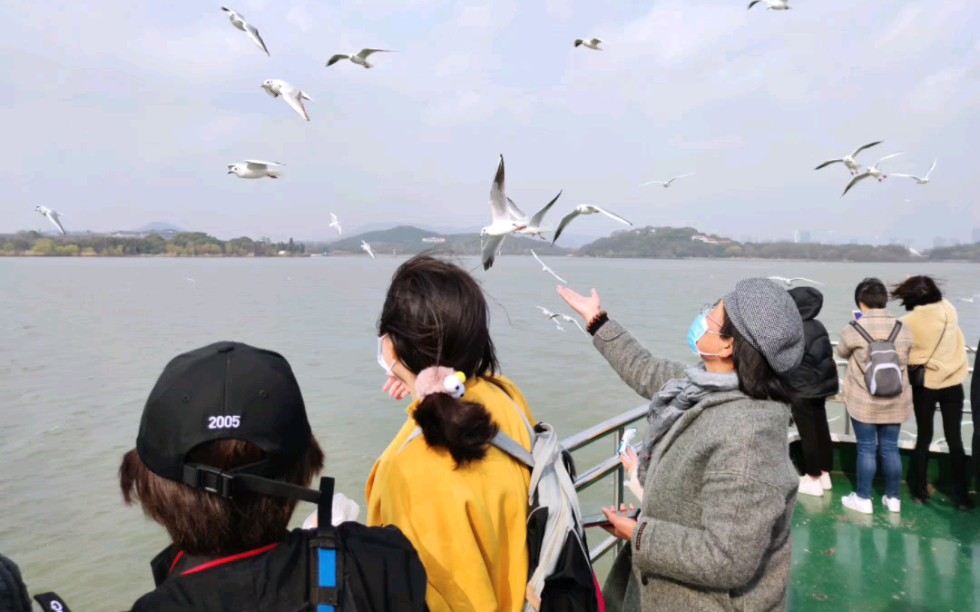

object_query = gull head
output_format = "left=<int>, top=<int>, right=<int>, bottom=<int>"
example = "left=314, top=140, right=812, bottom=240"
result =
left=227, top=163, right=243, bottom=176
left=34, top=205, right=42, bottom=213
left=479, top=226, right=490, bottom=237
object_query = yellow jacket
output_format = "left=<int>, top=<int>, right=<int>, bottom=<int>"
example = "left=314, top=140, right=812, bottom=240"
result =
left=901, top=300, right=969, bottom=389
left=366, top=376, right=535, bottom=612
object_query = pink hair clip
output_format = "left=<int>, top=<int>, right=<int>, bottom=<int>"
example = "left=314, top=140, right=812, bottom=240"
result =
left=415, top=366, right=467, bottom=400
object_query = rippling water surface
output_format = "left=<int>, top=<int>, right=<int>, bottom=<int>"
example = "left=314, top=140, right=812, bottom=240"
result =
left=1, top=256, right=976, bottom=608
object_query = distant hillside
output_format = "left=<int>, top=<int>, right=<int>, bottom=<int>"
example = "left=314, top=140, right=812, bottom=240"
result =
left=136, top=222, right=184, bottom=233
left=577, top=226, right=940, bottom=262
left=321, top=225, right=571, bottom=256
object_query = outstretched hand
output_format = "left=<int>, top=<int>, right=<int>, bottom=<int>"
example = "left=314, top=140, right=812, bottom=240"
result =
left=556, top=286, right=602, bottom=324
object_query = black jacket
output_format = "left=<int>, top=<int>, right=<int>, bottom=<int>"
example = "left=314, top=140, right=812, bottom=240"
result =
left=785, top=287, right=839, bottom=399
left=133, top=523, right=426, bottom=612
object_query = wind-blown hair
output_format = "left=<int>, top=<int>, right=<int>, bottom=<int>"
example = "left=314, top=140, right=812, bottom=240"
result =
left=379, top=254, right=500, bottom=467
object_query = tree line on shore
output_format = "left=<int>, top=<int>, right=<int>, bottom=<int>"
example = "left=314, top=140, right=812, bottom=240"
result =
left=2, top=226, right=978, bottom=262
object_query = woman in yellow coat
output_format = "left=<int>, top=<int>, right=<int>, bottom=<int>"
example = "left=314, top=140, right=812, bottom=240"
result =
left=367, top=255, right=535, bottom=612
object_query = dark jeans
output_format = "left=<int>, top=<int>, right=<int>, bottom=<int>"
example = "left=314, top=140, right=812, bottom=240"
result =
left=791, top=397, right=833, bottom=478
left=907, top=384, right=969, bottom=501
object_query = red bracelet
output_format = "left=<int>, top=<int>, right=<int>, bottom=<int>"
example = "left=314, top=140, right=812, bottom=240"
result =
left=587, top=311, right=609, bottom=335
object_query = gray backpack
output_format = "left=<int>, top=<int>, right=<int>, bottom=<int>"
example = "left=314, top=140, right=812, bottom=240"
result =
left=849, top=320, right=904, bottom=397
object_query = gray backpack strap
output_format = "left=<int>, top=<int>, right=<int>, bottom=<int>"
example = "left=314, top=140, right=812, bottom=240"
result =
left=886, top=321, right=903, bottom=343
left=490, top=432, right=534, bottom=468
left=398, top=428, right=424, bottom=455
left=849, top=320, right=875, bottom=344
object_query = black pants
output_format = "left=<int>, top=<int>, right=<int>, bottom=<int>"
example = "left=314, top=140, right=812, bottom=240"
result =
left=972, top=400, right=978, bottom=491
left=907, top=384, right=969, bottom=501
left=791, top=397, right=833, bottom=478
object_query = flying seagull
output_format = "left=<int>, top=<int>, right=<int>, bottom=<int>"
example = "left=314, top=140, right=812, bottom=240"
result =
left=891, top=159, right=937, bottom=185
left=361, top=241, right=375, bottom=259
left=748, top=0, right=791, bottom=9
left=574, top=38, right=604, bottom=50
left=326, top=49, right=393, bottom=69
left=530, top=250, right=567, bottom=283
left=640, top=173, right=695, bottom=188
left=35, top=206, right=66, bottom=235
left=536, top=307, right=566, bottom=332
left=551, top=205, right=632, bottom=246
left=536, top=307, right=587, bottom=335
left=767, top=276, right=824, bottom=287
left=481, top=155, right=528, bottom=271
left=329, top=213, right=342, bottom=236
left=227, top=160, right=284, bottom=179
left=515, top=191, right=563, bottom=240
left=261, top=79, right=312, bottom=121
left=958, top=294, right=980, bottom=304
left=220, top=7, right=270, bottom=56
left=815, top=141, right=884, bottom=176
left=841, top=152, right=904, bottom=197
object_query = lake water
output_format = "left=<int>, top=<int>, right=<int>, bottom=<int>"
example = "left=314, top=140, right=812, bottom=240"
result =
left=1, top=256, right=976, bottom=609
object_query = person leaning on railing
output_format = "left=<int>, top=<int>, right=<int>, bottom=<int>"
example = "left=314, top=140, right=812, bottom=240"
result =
left=558, top=278, right=804, bottom=612
left=892, top=275, right=974, bottom=510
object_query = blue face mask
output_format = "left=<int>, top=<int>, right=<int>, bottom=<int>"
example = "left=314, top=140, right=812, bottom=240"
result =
left=687, top=310, right=725, bottom=357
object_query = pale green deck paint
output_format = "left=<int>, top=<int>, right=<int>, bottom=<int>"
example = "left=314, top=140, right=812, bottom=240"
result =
left=789, top=474, right=979, bottom=611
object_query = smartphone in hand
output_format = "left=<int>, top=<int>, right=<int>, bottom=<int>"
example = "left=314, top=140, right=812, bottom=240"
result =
left=582, top=507, right=640, bottom=528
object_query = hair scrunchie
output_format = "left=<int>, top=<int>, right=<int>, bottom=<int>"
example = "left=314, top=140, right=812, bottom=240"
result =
left=415, top=366, right=467, bottom=400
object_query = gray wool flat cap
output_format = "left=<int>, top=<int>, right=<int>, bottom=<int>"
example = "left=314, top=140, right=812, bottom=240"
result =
left=723, top=278, right=805, bottom=374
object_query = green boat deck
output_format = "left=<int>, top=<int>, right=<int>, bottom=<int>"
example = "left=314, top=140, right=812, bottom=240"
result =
left=789, top=472, right=979, bottom=611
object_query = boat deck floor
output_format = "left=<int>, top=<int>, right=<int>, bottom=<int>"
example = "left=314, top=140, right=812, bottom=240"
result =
left=789, top=473, right=979, bottom=610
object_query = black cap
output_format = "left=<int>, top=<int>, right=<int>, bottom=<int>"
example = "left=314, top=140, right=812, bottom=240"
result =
left=136, top=342, right=313, bottom=487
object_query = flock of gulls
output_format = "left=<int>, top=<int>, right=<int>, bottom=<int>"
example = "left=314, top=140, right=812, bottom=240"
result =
left=24, top=4, right=960, bottom=332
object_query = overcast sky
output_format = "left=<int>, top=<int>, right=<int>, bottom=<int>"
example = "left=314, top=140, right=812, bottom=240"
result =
left=2, top=0, right=978, bottom=247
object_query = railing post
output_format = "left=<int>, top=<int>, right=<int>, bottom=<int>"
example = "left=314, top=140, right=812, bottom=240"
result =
left=613, top=427, right=624, bottom=512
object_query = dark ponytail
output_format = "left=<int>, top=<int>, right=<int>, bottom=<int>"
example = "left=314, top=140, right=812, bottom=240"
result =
left=379, top=254, right=503, bottom=468
left=413, top=393, right=499, bottom=468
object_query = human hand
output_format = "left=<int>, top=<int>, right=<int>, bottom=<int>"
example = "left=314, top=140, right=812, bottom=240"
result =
left=620, top=447, right=638, bottom=472
left=601, top=504, right=638, bottom=541
left=383, top=376, right=411, bottom=401
left=556, top=286, right=602, bottom=324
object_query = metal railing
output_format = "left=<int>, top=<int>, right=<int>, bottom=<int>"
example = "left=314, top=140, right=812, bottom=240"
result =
left=566, top=345, right=975, bottom=564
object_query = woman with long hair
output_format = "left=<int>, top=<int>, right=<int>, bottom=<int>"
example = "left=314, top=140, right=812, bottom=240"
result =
left=558, top=278, right=804, bottom=611
left=366, top=254, right=536, bottom=612
left=892, top=275, right=973, bottom=510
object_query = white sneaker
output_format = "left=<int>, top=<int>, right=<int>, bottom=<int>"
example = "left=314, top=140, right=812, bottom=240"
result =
left=819, top=472, right=832, bottom=490
left=842, top=493, right=873, bottom=514
left=798, top=476, right=824, bottom=497
left=882, top=495, right=901, bottom=513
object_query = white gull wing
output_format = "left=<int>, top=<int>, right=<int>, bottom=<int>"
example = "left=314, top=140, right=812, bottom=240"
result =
left=870, top=151, right=904, bottom=169
left=850, top=141, right=883, bottom=159
left=788, top=277, right=824, bottom=285
left=814, top=158, right=845, bottom=170
left=558, top=314, right=587, bottom=335
left=530, top=249, right=567, bottom=283
left=924, top=158, right=938, bottom=179
left=326, top=54, right=350, bottom=67
left=244, top=160, right=283, bottom=169
left=356, top=49, right=392, bottom=59
left=550, top=209, right=582, bottom=245
left=488, top=155, right=510, bottom=223
left=588, top=205, right=633, bottom=226
left=245, top=23, right=270, bottom=56
left=481, top=233, right=506, bottom=270
left=360, top=241, right=375, bottom=259
left=841, top=172, right=872, bottom=197
left=528, top=190, right=562, bottom=227
left=282, top=88, right=312, bottom=121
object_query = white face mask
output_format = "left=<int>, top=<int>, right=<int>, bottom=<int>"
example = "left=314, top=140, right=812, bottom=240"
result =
left=377, top=335, right=394, bottom=377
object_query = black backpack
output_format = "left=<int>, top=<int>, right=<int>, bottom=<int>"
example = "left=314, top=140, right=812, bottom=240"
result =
left=308, top=477, right=427, bottom=612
